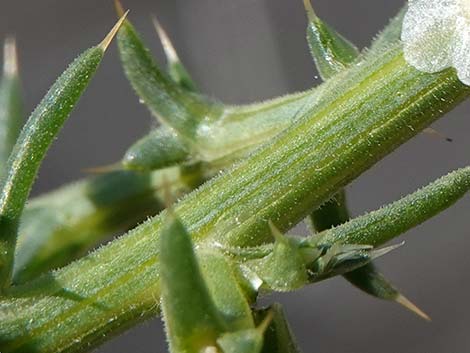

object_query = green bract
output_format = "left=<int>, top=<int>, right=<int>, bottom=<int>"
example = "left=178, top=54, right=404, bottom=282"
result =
left=248, top=223, right=308, bottom=292
left=160, top=212, right=225, bottom=353
left=344, top=263, right=430, bottom=320
left=122, top=127, right=190, bottom=171
left=116, top=3, right=220, bottom=141
left=116, top=4, right=320, bottom=168
left=198, top=251, right=254, bottom=331
left=304, top=0, right=359, bottom=80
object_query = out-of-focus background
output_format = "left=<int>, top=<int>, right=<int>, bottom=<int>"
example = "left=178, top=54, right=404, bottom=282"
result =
left=1, top=0, right=470, bottom=352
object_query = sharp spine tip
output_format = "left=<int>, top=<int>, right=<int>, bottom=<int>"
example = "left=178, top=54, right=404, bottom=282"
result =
left=396, top=294, right=431, bottom=322
left=303, top=0, right=317, bottom=20
left=371, top=241, right=405, bottom=260
left=151, top=15, right=180, bottom=63
left=423, top=127, right=453, bottom=143
left=3, top=36, right=18, bottom=77
left=99, top=10, right=129, bottom=51
left=114, top=0, right=126, bottom=18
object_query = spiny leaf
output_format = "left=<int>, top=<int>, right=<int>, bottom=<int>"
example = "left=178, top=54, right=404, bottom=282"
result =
left=160, top=212, right=225, bottom=353
left=152, top=16, right=198, bottom=92
left=0, top=14, right=127, bottom=291
left=115, top=0, right=221, bottom=140
left=314, top=167, right=470, bottom=248
left=229, top=233, right=394, bottom=293
left=117, top=0, right=322, bottom=167
left=0, top=38, right=23, bottom=175
left=308, top=192, right=423, bottom=318
left=303, top=0, right=359, bottom=80
left=303, top=242, right=402, bottom=282
left=344, top=263, right=430, bottom=321
left=319, top=243, right=403, bottom=279
left=344, top=263, right=429, bottom=319
left=122, top=126, right=190, bottom=171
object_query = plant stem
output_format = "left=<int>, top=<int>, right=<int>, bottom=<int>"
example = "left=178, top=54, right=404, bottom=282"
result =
left=15, top=89, right=315, bottom=282
left=0, top=44, right=468, bottom=353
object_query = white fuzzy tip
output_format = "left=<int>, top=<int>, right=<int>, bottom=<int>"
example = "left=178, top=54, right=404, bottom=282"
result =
left=3, top=37, right=18, bottom=77
left=402, top=0, right=470, bottom=86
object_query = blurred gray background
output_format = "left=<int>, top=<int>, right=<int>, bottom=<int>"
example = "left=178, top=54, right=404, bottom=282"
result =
left=2, top=0, right=470, bottom=352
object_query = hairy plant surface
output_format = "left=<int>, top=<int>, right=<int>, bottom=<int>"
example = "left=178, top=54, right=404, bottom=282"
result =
left=0, top=1, right=469, bottom=352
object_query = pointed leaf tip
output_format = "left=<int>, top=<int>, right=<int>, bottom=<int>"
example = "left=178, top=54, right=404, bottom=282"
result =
left=370, top=241, right=404, bottom=260
left=303, top=0, right=316, bottom=20
left=151, top=15, right=179, bottom=63
left=149, top=18, right=198, bottom=91
left=304, top=3, right=359, bottom=80
left=114, top=0, right=126, bottom=18
left=99, top=10, right=129, bottom=51
left=3, top=37, right=18, bottom=77
left=423, top=127, right=453, bottom=143
left=396, top=294, right=431, bottom=321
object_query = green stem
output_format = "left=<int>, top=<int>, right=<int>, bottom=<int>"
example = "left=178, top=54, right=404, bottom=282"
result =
left=1, top=44, right=468, bottom=353
left=16, top=89, right=315, bottom=281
